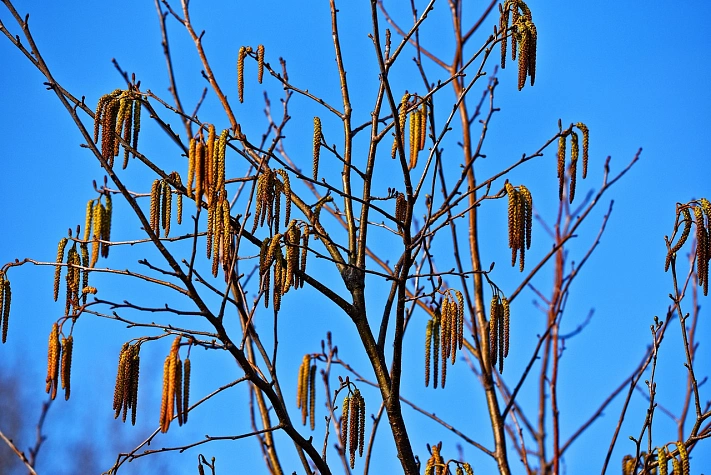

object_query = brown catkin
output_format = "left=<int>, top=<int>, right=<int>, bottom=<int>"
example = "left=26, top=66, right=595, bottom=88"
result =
left=1, top=278, right=10, bottom=344
left=576, top=122, right=589, bottom=178
left=569, top=131, right=579, bottom=203
left=395, top=192, right=406, bottom=225
left=121, top=96, right=133, bottom=169
left=237, top=46, right=246, bottom=103
left=54, top=237, right=68, bottom=301
left=419, top=103, right=427, bottom=151
left=61, top=335, right=73, bottom=400
left=490, top=296, right=499, bottom=367
left=257, top=44, right=265, bottom=83
left=499, top=4, right=509, bottom=69
left=132, top=97, right=141, bottom=155
left=182, top=358, right=191, bottom=423
left=195, top=140, right=205, bottom=203
left=497, top=300, right=505, bottom=373
left=300, top=224, right=310, bottom=288
left=677, top=441, right=690, bottom=475
left=357, top=391, right=365, bottom=457
left=519, top=185, right=533, bottom=249
left=506, top=182, right=517, bottom=250
left=313, top=117, right=322, bottom=181
left=309, top=364, right=316, bottom=430
left=175, top=356, right=183, bottom=426
left=455, top=290, right=464, bottom=350
left=102, top=97, right=120, bottom=166
left=129, top=350, right=140, bottom=426
left=527, top=20, right=537, bottom=86
left=432, top=315, right=440, bottom=388
left=425, top=318, right=433, bottom=386
left=440, top=304, right=448, bottom=388
left=517, top=18, right=529, bottom=91
left=102, top=193, right=112, bottom=258
left=693, top=206, right=708, bottom=295
left=557, top=133, right=566, bottom=201
left=341, top=395, right=350, bottom=448
left=667, top=208, right=693, bottom=271
left=349, top=391, right=358, bottom=468
left=277, top=169, right=291, bottom=229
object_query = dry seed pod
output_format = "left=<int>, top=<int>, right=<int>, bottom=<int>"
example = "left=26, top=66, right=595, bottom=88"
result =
left=183, top=358, right=191, bottom=424
left=313, top=117, right=322, bottom=180
left=237, top=46, right=247, bottom=103
left=576, top=122, right=589, bottom=178
left=53, top=237, right=68, bottom=301
left=61, top=335, right=73, bottom=400
left=392, top=93, right=410, bottom=158
left=257, top=44, right=265, bottom=83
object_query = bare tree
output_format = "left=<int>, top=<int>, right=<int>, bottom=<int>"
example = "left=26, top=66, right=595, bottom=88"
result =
left=0, top=0, right=709, bottom=474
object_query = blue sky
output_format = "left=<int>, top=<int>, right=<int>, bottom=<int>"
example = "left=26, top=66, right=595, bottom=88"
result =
left=1, top=1, right=709, bottom=474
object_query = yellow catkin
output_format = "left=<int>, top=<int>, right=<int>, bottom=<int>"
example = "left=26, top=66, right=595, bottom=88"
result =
left=621, top=455, right=635, bottom=475
left=162, top=180, right=172, bottom=237
left=257, top=44, right=265, bottom=83
left=113, top=343, right=129, bottom=415
left=425, top=318, right=433, bottom=387
left=341, top=395, right=350, bottom=448
left=576, top=122, right=589, bottom=178
left=102, top=193, right=112, bottom=258
left=677, top=441, right=690, bottom=475
left=1, top=277, right=10, bottom=344
left=121, top=345, right=136, bottom=423
left=313, top=117, right=322, bottom=181
left=150, top=179, right=161, bottom=235
left=557, top=133, right=566, bottom=201
left=121, top=96, right=133, bottom=169
left=79, top=242, right=89, bottom=304
left=502, top=297, right=511, bottom=359
left=159, top=354, right=171, bottom=432
left=83, top=199, right=94, bottom=242
left=505, top=182, right=517, bottom=250
left=187, top=138, right=196, bottom=197
left=392, top=93, right=409, bottom=158
left=54, top=237, right=68, bottom=301
left=195, top=140, right=205, bottom=204
left=526, top=19, right=537, bottom=86
left=463, top=463, right=474, bottom=475
left=309, top=364, right=316, bottom=430
left=657, top=446, right=669, bottom=475
left=277, top=169, right=292, bottom=230
left=90, top=203, right=104, bottom=268
left=517, top=17, right=529, bottom=91
left=569, top=131, right=579, bottom=203
left=114, top=96, right=131, bottom=157
left=102, top=97, right=121, bottom=166
left=216, top=130, right=227, bottom=195
left=455, top=290, right=464, bottom=351
left=60, top=335, right=73, bottom=400
left=297, top=355, right=309, bottom=423
left=94, top=92, right=111, bottom=143
left=46, top=323, right=61, bottom=400
left=419, top=103, right=427, bottom=151
left=183, top=358, right=191, bottom=424
left=206, top=125, right=216, bottom=190
left=237, top=46, right=247, bottom=103
left=440, top=302, right=450, bottom=388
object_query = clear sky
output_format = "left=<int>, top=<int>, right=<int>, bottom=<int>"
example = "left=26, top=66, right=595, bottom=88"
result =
left=0, top=1, right=709, bottom=474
